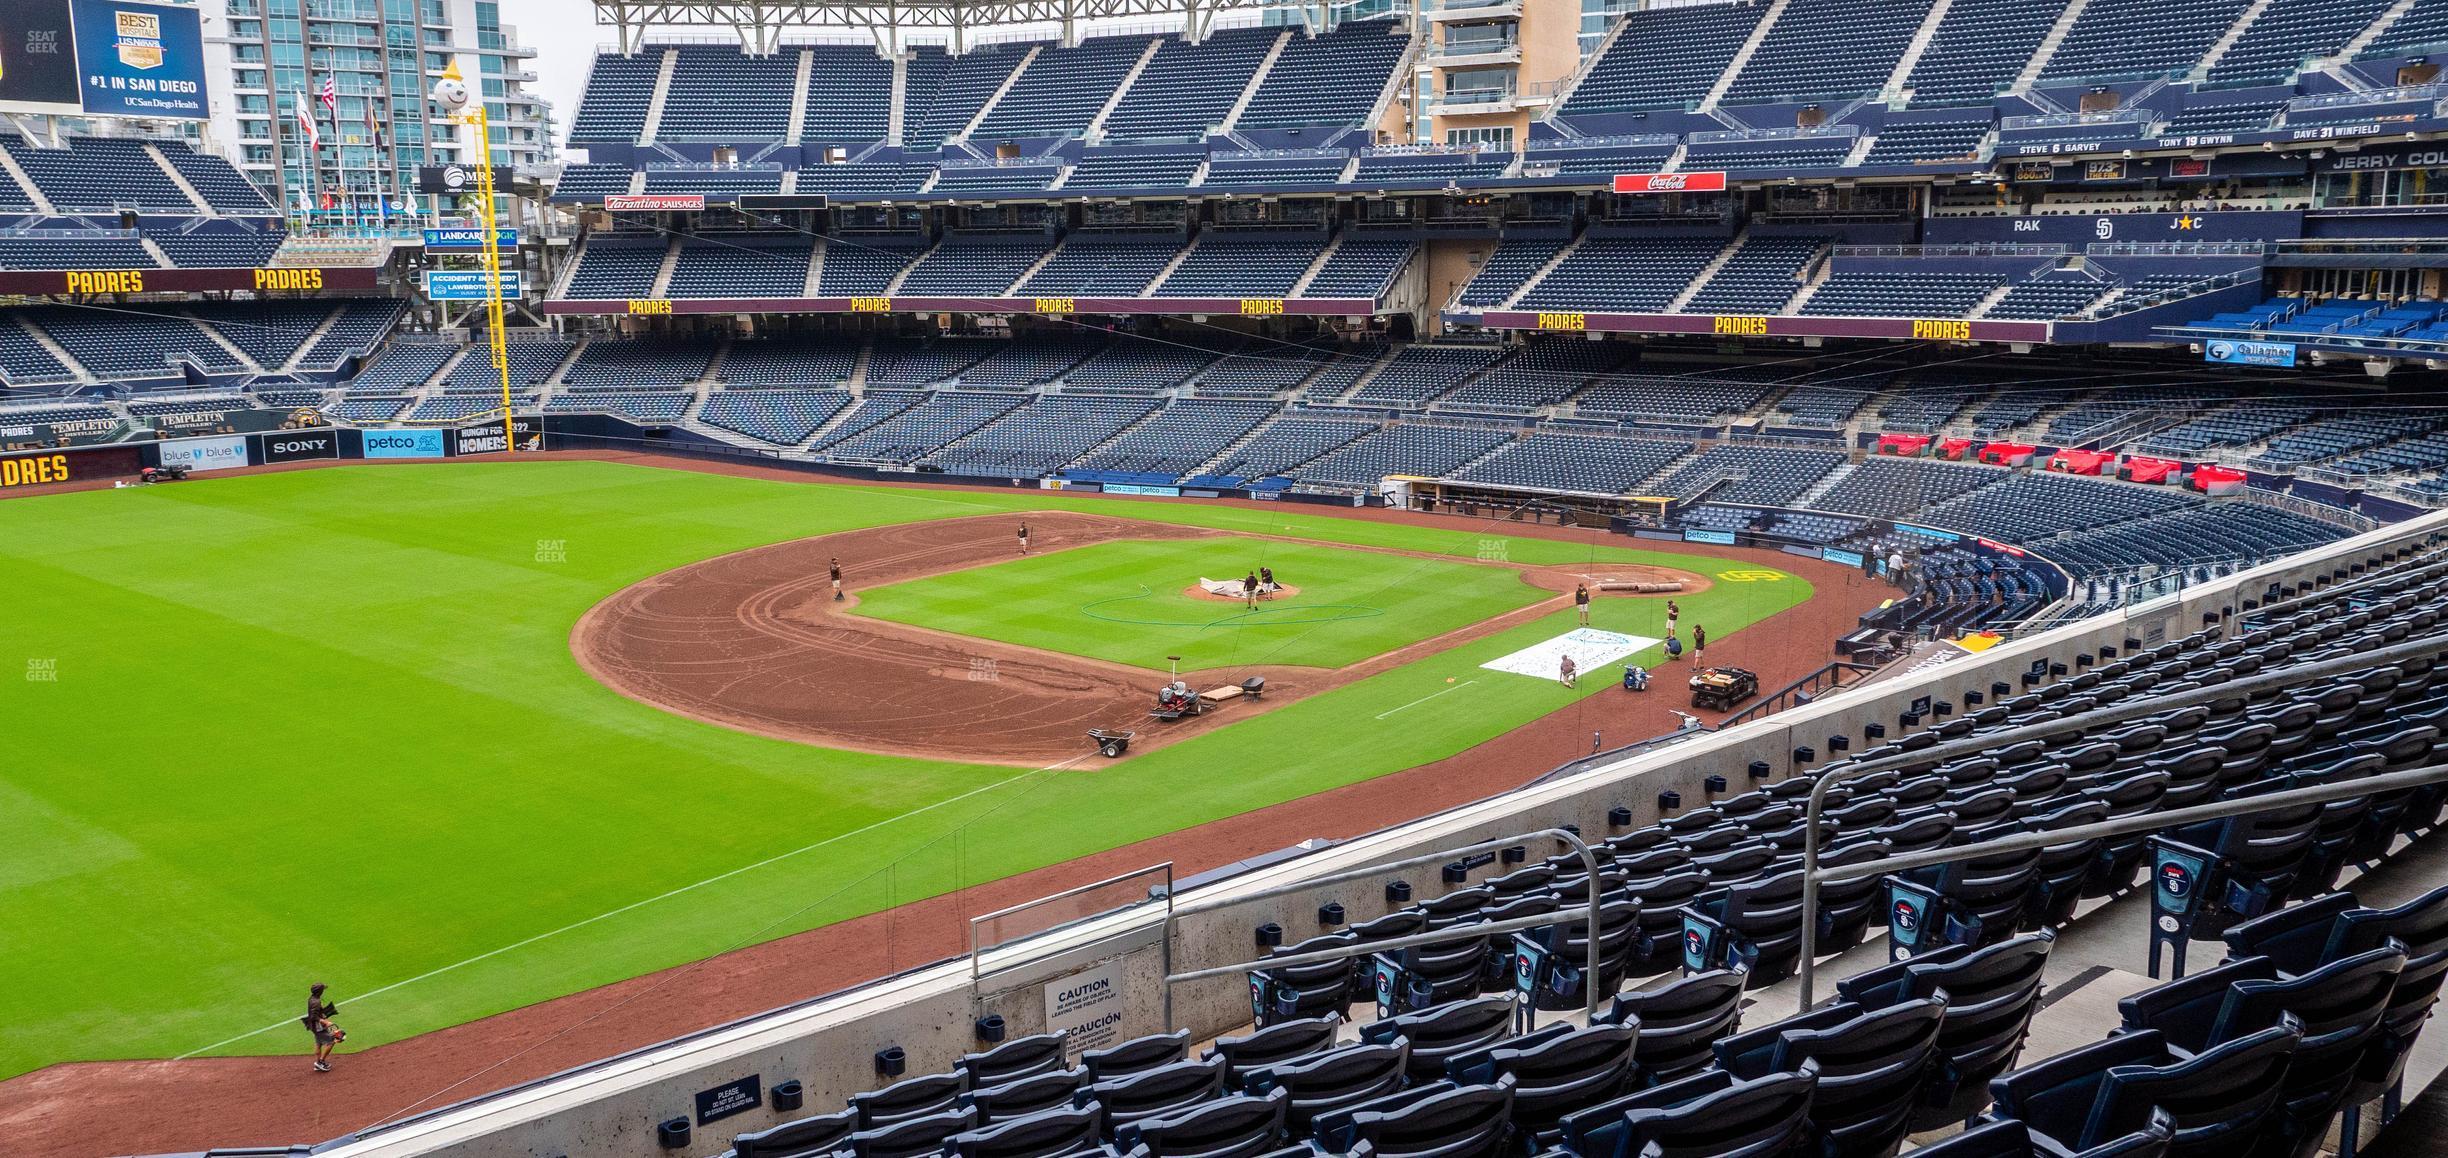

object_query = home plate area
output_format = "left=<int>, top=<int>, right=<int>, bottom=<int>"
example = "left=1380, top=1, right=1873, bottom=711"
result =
left=1479, top=628, right=1660, bottom=680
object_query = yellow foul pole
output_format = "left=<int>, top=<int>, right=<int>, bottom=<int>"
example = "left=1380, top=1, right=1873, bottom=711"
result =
left=438, top=61, right=516, bottom=453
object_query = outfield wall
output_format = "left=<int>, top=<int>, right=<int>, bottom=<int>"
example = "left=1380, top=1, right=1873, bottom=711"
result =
left=296, top=486, right=2448, bottom=1158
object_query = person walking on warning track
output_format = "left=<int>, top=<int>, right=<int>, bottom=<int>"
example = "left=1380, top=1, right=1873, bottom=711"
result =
left=1575, top=582, right=1592, bottom=626
left=1017, top=522, right=1031, bottom=555
left=830, top=557, right=845, bottom=602
left=1559, top=653, right=1578, bottom=688
left=1692, top=624, right=1707, bottom=661
left=1665, top=599, right=1680, bottom=638
left=303, top=982, right=344, bottom=1072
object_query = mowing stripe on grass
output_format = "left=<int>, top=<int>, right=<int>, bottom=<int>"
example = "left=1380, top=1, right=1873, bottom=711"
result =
left=172, top=757, right=1078, bottom=1060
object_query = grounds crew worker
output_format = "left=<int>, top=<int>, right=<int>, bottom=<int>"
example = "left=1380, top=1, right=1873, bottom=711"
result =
left=830, top=557, right=845, bottom=602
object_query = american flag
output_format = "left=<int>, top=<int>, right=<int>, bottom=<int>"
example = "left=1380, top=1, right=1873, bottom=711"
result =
left=318, top=74, right=337, bottom=113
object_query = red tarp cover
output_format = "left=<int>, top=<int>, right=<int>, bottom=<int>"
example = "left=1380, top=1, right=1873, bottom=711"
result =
left=2123, top=456, right=2181, bottom=484
left=2049, top=449, right=2115, bottom=475
left=1979, top=441, right=2037, bottom=466
left=1877, top=433, right=1933, bottom=456
left=1938, top=437, right=1977, bottom=460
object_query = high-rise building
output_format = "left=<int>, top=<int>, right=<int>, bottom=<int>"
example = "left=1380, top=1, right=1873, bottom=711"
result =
left=199, top=0, right=553, bottom=215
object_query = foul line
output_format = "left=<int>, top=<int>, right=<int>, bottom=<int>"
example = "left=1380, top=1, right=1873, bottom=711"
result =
left=1375, top=679, right=1478, bottom=720
left=173, top=758, right=1077, bottom=1061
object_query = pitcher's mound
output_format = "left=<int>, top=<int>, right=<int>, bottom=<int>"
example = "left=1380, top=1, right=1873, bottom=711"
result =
left=1183, top=582, right=1302, bottom=603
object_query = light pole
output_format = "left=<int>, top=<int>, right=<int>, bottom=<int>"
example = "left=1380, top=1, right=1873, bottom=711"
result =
left=431, top=61, right=515, bottom=455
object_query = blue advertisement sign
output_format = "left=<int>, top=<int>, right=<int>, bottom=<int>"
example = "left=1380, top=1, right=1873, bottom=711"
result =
left=2204, top=339, right=2298, bottom=368
left=1821, top=547, right=1866, bottom=568
left=71, top=0, right=206, bottom=118
left=1103, top=483, right=1181, bottom=497
left=1683, top=528, right=1736, bottom=546
left=424, top=270, right=525, bottom=300
left=360, top=429, right=445, bottom=459
left=423, top=228, right=519, bottom=251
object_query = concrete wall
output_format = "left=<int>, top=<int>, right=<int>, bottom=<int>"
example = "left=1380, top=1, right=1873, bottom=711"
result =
left=319, top=511, right=2446, bottom=1158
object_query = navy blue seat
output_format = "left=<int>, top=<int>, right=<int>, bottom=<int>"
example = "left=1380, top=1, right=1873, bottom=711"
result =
left=963, top=1068, right=1091, bottom=1124
left=1113, top=1088, right=1288, bottom=1158
left=1599, top=967, right=1746, bottom=1083
left=1319, top=1075, right=1515, bottom=1158
left=1987, top=1023, right=2300, bottom=1158
left=728, top=1105, right=857, bottom=1158
left=947, top=1102, right=1105, bottom=1158
left=1086, top=1055, right=1230, bottom=1132
left=1841, top=930, right=2056, bottom=1128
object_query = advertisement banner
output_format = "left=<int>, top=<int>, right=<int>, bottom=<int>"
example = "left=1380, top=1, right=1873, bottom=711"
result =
left=157, top=434, right=246, bottom=472
left=0, top=267, right=378, bottom=295
left=2204, top=338, right=2297, bottom=368
left=1613, top=171, right=1728, bottom=194
left=417, top=164, right=516, bottom=195
left=256, top=429, right=339, bottom=464
left=603, top=194, right=705, bottom=212
left=424, top=270, right=525, bottom=300
left=1102, top=483, right=1181, bottom=497
left=422, top=227, right=518, bottom=251
left=360, top=429, right=445, bottom=459
left=0, top=0, right=79, bottom=113
left=0, top=450, right=75, bottom=487
left=1822, top=547, right=1866, bottom=568
left=448, top=418, right=540, bottom=456
left=71, top=0, right=207, bottom=118
left=1683, top=528, right=1737, bottom=546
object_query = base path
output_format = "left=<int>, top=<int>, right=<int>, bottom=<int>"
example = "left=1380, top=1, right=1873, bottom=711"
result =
left=573, top=510, right=1703, bottom=766
left=0, top=452, right=1898, bottom=1158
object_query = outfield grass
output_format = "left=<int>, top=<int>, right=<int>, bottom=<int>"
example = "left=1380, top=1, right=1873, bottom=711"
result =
left=851, top=536, right=1552, bottom=670
left=0, top=461, right=1809, bottom=1078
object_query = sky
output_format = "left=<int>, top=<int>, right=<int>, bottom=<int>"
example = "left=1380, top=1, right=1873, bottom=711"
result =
left=509, top=0, right=616, bottom=149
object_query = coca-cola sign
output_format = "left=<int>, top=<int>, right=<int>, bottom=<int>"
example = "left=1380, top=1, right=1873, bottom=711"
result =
left=1611, top=171, right=1729, bottom=194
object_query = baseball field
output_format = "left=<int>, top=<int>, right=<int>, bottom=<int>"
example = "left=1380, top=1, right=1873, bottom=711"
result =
left=0, top=457, right=1814, bottom=1081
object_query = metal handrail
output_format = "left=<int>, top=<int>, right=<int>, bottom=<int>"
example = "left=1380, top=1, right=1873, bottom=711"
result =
left=969, top=862, right=1173, bottom=979
left=1162, top=828, right=1605, bottom=1023
left=1795, top=628, right=2448, bottom=1005
left=1815, top=762, right=2448, bottom=889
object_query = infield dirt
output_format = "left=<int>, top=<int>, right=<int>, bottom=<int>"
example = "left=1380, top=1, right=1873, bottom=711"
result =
left=572, top=510, right=1702, bottom=764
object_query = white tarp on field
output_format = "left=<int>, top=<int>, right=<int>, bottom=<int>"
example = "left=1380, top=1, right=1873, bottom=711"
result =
left=1480, top=628, right=1660, bottom=680
left=1198, top=577, right=1281, bottom=597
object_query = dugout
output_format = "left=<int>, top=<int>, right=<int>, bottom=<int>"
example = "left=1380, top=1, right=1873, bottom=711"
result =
left=1382, top=474, right=1678, bottom=528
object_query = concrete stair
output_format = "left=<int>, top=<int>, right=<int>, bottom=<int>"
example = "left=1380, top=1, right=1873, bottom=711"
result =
left=1668, top=230, right=1751, bottom=313
left=2011, top=0, right=2101, bottom=94
left=1881, top=0, right=1960, bottom=102
left=1085, top=38, right=1165, bottom=141
left=143, top=144, right=219, bottom=217
left=1497, top=237, right=1583, bottom=310
left=1219, top=32, right=1294, bottom=133
left=955, top=46, right=1042, bottom=145
left=1700, top=0, right=1794, bottom=113
left=2190, top=0, right=2282, bottom=80
left=640, top=48, right=678, bottom=143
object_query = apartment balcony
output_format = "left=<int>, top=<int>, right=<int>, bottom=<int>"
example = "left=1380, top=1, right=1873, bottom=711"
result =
left=1426, top=0, right=1521, bottom=22
left=1429, top=87, right=1519, bottom=115
left=1427, top=40, right=1522, bottom=67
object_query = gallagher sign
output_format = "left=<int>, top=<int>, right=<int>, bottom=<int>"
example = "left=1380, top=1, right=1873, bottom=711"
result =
left=2205, top=339, right=2297, bottom=368
left=1612, top=171, right=1728, bottom=195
